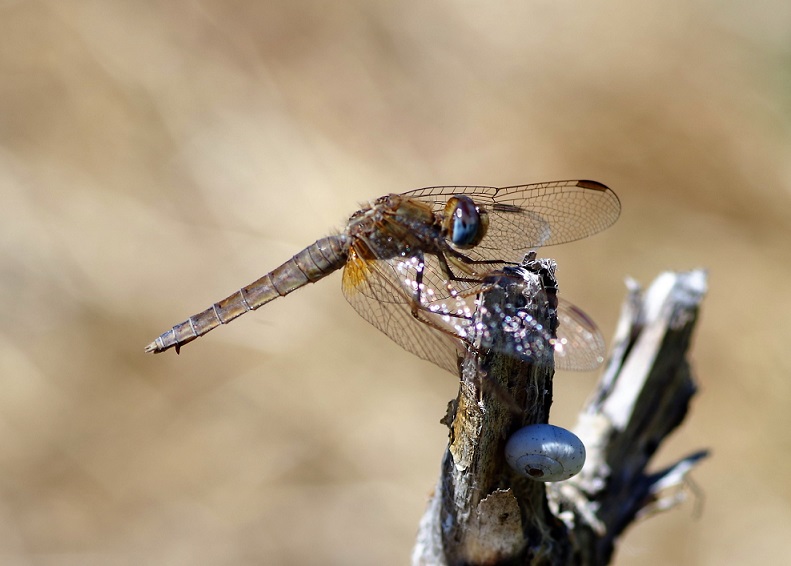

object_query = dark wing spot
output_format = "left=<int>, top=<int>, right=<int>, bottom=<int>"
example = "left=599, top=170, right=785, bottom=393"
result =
left=575, top=180, right=610, bottom=191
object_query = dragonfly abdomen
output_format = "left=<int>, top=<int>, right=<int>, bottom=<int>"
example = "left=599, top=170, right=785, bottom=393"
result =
left=145, top=235, right=349, bottom=354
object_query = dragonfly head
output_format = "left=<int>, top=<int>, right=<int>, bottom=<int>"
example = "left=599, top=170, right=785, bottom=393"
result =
left=443, top=195, right=489, bottom=249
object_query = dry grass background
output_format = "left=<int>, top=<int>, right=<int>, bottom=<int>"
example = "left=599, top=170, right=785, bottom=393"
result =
left=2, top=1, right=790, bottom=564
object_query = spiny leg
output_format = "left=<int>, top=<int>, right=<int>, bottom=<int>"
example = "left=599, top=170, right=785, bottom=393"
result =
left=445, top=247, right=517, bottom=267
left=407, top=250, right=474, bottom=331
left=434, top=249, right=501, bottom=299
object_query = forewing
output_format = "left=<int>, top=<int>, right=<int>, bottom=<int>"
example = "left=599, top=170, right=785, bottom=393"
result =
left=401, top=185, right=500, bottom=201
left=402, top=180, right=620, bottom=262
left=341, top=244, right=468, bottom=374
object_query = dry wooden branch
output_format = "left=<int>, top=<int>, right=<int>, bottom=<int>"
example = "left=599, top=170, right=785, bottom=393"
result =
left=413, top=268, right=708, bottom=566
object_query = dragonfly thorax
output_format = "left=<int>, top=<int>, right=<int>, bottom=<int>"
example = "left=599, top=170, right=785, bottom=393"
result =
left=344, top=194, right=446, bottom=260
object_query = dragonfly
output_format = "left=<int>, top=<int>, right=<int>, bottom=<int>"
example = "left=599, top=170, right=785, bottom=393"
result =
left=146, top=180, right=620, bottom=374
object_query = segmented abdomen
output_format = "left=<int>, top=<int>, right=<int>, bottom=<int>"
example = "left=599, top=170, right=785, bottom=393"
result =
left=145, top=235, right=349, bottom=353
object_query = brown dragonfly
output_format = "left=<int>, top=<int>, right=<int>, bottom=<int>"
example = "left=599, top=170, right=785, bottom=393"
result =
left=146, top=181, right=620, bottom=374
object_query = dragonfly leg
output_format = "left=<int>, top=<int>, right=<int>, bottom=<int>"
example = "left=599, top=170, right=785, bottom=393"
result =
left=434, top=250, right=480, bottom=297
left=409, top=251, right=427, bottom=318
left=408, top=251, right=473, bottom=322
left=445, top=247, right=516, bottom=267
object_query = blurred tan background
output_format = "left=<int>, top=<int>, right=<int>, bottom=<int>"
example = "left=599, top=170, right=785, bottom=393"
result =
left=2, top=1, right=790, bottom=564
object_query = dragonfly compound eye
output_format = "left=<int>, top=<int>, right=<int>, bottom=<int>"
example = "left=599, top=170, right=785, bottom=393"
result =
left=444, top=195, right=489, bottom=248
left=504, top=424, right=586, bottom=482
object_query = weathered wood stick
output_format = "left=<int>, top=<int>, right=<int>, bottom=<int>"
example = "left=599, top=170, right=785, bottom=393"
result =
left=413, top=268, right=708, bottom=565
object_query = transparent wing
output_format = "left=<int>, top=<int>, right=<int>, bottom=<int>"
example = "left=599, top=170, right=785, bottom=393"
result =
left=553, top=300, right=606, bottom=371
left=394, top=246, right=509, bottom=301
left=341, top=243, right=470, bottom=374
left=342, top=247, right=605, bottom=372
left=474, top=290, right=557, bottom=368
left=401, top=180, right=620, bottom=262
